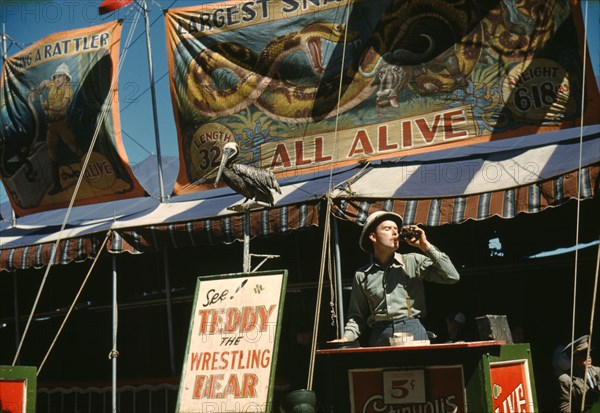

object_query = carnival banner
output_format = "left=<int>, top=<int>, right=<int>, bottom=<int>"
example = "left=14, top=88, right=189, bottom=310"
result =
left=165, top=0, right=599, bottom=195
left=0, top=21, right=146, bottom=216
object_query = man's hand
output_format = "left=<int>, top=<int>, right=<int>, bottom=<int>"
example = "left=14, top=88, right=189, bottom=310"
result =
left=403, top=225, right=432, bottom=252
left=328, top=337, right=349, bottom=343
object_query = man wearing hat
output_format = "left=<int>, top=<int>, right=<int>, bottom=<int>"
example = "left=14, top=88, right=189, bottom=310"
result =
left=556, top=335, right=600, bottom=412
left=29, top=62, right=83, bottom=195
left=445, top=311, right=468, bottom=343
left=330, top=211, right=460, bottom=347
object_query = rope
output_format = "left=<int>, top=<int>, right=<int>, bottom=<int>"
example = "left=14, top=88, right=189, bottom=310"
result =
left=568, top=1, right=591, bottom=409
left=37, top=232, right=111, bottom=376
left=12, top=11, right=141, bottom=366
left=581, top=241, right=600, bottom=411
left=314, top=3, right=354, bottom=352
left=328, top=3, right=352, bottom=192
left=307, top=197, right=332, bottom=391
left=327, top=219, right=338, bottom=330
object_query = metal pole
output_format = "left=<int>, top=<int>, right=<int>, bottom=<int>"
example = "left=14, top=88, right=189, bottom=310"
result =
left=1, top=24, right=16, bottom=226
left=332, top=218, right=345, bottom=338
left=142, top=0, right=166, bottom=202
left=112, top=255, right=118, bottom=413
left=162, top=249, right=176, bottom=375
left=13, top=273, right=21, bottom=363
left=243, top=207, right=251, bottom=272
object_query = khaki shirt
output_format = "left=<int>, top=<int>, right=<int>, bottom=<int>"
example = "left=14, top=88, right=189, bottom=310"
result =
left=343, top=246, right=460, bottom=341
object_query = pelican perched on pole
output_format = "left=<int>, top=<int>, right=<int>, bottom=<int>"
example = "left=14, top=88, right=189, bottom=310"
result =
left=214, top=142, right=281, bottom=207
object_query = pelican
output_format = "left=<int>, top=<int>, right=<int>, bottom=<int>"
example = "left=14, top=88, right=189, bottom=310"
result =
left=214, top=142, right=281, bottom=207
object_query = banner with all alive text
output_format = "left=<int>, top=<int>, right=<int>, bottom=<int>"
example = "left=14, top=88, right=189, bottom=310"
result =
left=165, top=0, right=599, bottom=196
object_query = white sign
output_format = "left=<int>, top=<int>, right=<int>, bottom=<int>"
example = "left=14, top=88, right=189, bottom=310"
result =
left=176, top=271, right=287, bottom=413
left=383, top=369, right=426, bottom=404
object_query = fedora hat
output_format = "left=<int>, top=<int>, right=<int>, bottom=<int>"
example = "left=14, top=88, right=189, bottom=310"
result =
left=359, top=211, right=403, bottom=253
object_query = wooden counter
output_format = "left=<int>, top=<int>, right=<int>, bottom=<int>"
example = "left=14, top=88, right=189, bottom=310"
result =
left=314, top=341, right=537, bottom=412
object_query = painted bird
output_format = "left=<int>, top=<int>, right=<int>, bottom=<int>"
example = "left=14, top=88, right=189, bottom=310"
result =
left=214, top=142, right=281, bottom=207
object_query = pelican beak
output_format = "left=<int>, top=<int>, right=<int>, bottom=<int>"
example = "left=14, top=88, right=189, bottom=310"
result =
left=214, top=147, right=233, bottom=187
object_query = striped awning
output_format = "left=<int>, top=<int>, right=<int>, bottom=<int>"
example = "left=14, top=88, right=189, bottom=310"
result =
left=333, top=165, right=598, bottom=227
left=0, top=234, right=107, bottom=272
left=110, top=201, right=322, bottom=255
left=331, top=125, right=600, bottom=226
left=0, top=125, right=597, bottom=271
left=0, top=164, right=360, bottom=270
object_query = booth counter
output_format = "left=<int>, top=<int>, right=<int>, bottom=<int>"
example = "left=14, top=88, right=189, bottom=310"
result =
left=315, top=341, right=536, bottom=413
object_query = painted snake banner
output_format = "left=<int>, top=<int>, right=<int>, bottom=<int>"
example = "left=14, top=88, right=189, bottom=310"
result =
left=165, top=0, right=599, bottom=195
left=0, top=20, right=146, bottom=216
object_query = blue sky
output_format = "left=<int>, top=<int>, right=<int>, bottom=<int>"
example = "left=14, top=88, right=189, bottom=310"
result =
left=1, top=0, right=599, bottom=169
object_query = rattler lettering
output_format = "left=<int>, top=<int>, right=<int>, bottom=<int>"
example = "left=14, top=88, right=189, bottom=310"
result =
left=32, top=33, right=110, bottom=63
